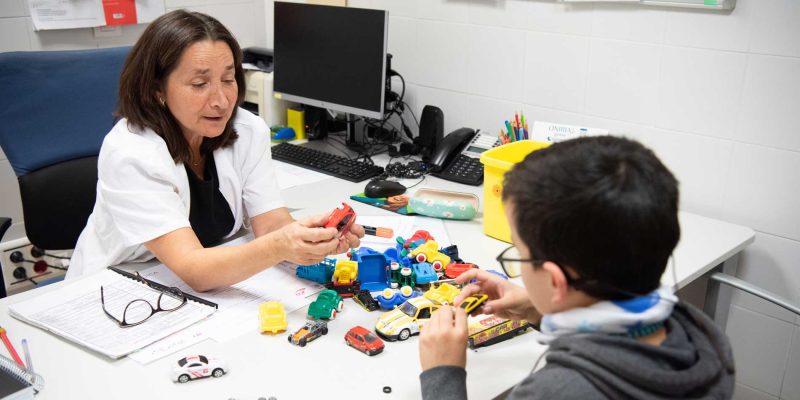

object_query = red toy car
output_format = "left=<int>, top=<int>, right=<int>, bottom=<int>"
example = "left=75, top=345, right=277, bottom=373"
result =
left=325, top=202, right=356, bottom=234
left=444, top=262, right=478, bottom=279
left=344, top=326, right=385, bottom=356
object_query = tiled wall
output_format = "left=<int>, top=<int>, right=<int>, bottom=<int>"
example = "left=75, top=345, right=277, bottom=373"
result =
left=2, top=0, right=799, bottom=398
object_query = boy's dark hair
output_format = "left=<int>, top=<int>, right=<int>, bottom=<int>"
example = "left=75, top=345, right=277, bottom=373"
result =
left=117, top=10, right=244, bottom=165
left=503, top=136, right=680, bottom=300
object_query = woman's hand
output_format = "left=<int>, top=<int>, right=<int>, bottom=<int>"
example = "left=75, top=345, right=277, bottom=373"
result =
left=419, top=305, right=468, bottom=371
left=453, top=269, right=541, bottom=323
left=332, top=223, right=365, bottom=254
left=272, top=214, right=341, bottom=265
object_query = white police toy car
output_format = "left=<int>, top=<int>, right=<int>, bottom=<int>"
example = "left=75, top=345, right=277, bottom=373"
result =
left=171, top=355, right=228, bottom=383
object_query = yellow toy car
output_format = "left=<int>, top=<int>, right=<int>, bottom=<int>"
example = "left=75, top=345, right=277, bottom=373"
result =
left=333, top=260, right=358, bottom=285
left=423, top=282, right=461, bottom=305
left=259, top=301, right=288, bottom=334
left=459, top=294, right=488, bottom=314
left=408, top=240, right=451, bottom=271
left=375, top=296, right=440, bottom=341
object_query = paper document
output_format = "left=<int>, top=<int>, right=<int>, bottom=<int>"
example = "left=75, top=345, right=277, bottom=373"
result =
left=8, top=269, right=217, bottom=359
left=274, top=161, right=331, bottom=190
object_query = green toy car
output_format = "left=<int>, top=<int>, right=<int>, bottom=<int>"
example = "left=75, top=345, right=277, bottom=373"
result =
left=307, top=289, right=344, bottom=320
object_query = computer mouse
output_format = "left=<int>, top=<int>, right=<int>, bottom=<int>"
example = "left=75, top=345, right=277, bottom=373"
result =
left=364, top=179, right=407, bottom=198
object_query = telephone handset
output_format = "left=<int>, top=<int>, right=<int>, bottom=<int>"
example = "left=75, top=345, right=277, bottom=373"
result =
left=429, top=128, right=501, bottom=186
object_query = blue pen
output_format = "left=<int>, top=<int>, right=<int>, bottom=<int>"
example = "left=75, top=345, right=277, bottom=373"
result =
left=22, top=338, right=33, bottom=373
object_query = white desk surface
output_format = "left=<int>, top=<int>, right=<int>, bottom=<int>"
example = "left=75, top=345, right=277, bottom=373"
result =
left=0, top=151, right=754, bottom=400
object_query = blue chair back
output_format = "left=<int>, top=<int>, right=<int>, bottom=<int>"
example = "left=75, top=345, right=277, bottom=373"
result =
left=0, top=46, right=130, bottom=249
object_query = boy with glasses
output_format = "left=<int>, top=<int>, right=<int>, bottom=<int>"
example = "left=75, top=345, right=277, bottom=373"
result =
left=419, top=136, right=735, bottom=399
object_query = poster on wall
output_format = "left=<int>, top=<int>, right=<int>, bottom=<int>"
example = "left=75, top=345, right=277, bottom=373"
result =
left=29, top=0, right=165, bottom=31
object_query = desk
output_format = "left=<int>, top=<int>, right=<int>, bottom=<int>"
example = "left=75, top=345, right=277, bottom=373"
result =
left=0, top=153, right=754, bottom=400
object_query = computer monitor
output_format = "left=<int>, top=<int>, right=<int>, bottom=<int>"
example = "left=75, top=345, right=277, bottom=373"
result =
left=273, top=2, right=388, bottom=121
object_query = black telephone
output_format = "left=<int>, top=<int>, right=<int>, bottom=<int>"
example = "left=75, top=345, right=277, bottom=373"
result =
left=429, top=128, right=501, bottom=186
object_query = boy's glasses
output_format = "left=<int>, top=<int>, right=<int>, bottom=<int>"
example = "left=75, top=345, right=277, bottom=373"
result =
left=495, top=245, right=542, bottom=278
left=100, top=273, right=187, bottom=328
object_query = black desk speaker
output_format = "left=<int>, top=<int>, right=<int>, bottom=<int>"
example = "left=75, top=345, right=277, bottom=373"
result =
left=418, top=105, right=443, bottom=160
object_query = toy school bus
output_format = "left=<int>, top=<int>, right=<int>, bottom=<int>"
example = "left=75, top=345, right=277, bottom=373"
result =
left=467, top=315, right=533, bottom=349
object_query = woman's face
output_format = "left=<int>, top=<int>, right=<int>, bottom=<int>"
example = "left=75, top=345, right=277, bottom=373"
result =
left=160, top=40, right=237, bottom=144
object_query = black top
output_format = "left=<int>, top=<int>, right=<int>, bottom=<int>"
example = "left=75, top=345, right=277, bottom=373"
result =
left=185, top=154, right=234, bottom=247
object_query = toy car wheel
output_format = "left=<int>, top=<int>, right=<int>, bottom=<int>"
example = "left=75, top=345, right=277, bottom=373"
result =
left=287, top=335, right=292, bottom=343
left=415, top=254, right=427, bottom=263
left=178, top=374, right=190, bottom=383
left=299, top=338, right=307, bottom=347
left=366, top=349, right=374, bottom=356
left=330, top=309, right=337, bottom=320
left=212, top=368, right=224, bottom=378
left=399, top=329, right=411, bottom=341
left=432, top=261, right=444, bottom=271
left=321, top=326, right=329, bottom=335
left=337, top=300, right=344, bottom=312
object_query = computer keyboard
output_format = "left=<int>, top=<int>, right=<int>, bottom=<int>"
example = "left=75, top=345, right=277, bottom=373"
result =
left=271, top=142, right=384, bottom=183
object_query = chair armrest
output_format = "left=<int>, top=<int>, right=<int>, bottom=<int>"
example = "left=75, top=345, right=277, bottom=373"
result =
left=0, top=217, right=11, bottom=242
left=710, top=272, right=800, bottom=317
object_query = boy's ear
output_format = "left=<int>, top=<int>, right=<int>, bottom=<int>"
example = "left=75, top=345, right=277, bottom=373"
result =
left=542, top=261, right=570, bottom=304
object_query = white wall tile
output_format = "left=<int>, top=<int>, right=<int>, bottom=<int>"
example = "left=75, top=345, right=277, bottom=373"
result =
left=644, top=129, right=734, bottom=219
left=0, top=18, right=30, bottom=51
left=466, top=26, right=525, bottom=101
left=783, top=326, right=800, bottom=400
left=414, top=21, right=469, bottom=92
left=585, top=39, right=660, bottom=125
left=663, top=0, right=753, bottom=52
left=736, top=55, right=800, bottom=152
left=183, top=3, right=265, bottom=48
left=467, top=0, right=527, bottom=29
left=372, top=0, right=416, bottom=18
left=523, top=104, right=587, bottom=132
left=733, top=384, right=779, bottom=400
left=464, top=95, right=523, bottom=135
left=734, top=233, right=800, bottom=324
left=727, top=305, right=794, bottom=396
left=723, top=144, right=800, bottom=241
left=748, top=0, right=800, bottom=58
left=0, top=0, right=27, bottom=18
left=348, top=0, right=373, bottom=9
left=414, top=0, right=469, bottom=23
left=591, top=3, right=666, bottom=44
left=388, top=17, right=418, bottom=84
left=526, top=0, right=593, bottom=36
left=28, top=21, right=96, bottom=50
left=408, top=84, right=470, bottom=136
left=523, top=32, right=589, bottom=112
left=657, top=46, right=746, bottom=139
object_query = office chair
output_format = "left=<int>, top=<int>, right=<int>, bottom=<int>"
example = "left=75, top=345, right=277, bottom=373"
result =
left=0, top=46, right=131, bottom=296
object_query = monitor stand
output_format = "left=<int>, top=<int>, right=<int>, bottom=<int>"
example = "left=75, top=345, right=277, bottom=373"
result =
left=344, top=113, right=365, bottom=151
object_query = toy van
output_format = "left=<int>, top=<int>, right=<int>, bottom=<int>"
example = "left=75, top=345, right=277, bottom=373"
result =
left=467, top=315, right=533, bottom=349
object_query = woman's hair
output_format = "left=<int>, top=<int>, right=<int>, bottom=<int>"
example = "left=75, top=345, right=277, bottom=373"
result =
left=116, top=9, right=245, bottom=164
left=503, top=136, right=680, bottom=300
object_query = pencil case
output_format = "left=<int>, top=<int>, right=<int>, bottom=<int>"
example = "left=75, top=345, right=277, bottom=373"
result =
left=407, top=188, right=479, bottom=220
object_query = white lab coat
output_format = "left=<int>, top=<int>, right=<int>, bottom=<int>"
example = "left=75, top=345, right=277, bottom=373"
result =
left=67, top=109, right=284, bottom=278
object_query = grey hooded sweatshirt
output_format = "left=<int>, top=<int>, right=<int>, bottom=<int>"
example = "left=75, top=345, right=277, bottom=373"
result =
left=420, top=302, right=735, bottom=400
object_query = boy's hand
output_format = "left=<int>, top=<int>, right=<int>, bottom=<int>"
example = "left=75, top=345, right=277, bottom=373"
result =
left=454, top=269, right=541, bottom=323
left=419, top=305, right=468, bottom=371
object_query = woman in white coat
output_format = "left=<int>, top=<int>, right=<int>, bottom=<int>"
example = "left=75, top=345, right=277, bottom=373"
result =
left=68, top=10, right=363, bottom=291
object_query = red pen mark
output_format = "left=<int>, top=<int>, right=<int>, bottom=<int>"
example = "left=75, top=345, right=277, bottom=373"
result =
left=295, top=288, right=306, bottom=296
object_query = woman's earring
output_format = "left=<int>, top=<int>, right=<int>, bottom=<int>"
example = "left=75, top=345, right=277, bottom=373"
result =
left=159, top=97, right=166, bottom=107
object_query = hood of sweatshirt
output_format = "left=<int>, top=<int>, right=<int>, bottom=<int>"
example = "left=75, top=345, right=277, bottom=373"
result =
left=544, top=302, right=735, bottom=400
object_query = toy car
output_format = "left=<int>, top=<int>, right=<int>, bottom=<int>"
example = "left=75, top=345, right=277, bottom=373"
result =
left=458, top=294, right=488, bottom=314
left=344, top=326, right=385, bottom=356
left=467, top=315, right=532, bottom=349
left=376, top=286, right=419, bottom=310
left=412, top=262, right=438, bottom=284
left=171, top=355, right=228, bottom=383
left=289, top=320, right=329, bottom=347
left=308, top=289, right=344, bottom=320
left=353, top=289, right=380, bottom=312
left=375, top=296, right=440, bottom=341
left=333, top=260, right=358, bottom=285
left=324, top=202, right=356, bottom=234
left=408, top=241, right=451, bottom=271
left=444, top=262, right=477, bottom=279
left=424, top=282, right=461, bottom=305
left=259, top=301, right=288, bottom=333
left=296, top=258, right=336, bottom=284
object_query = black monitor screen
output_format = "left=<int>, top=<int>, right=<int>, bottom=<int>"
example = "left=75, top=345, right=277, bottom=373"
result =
left=273, top=2, right=387, bottom=119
